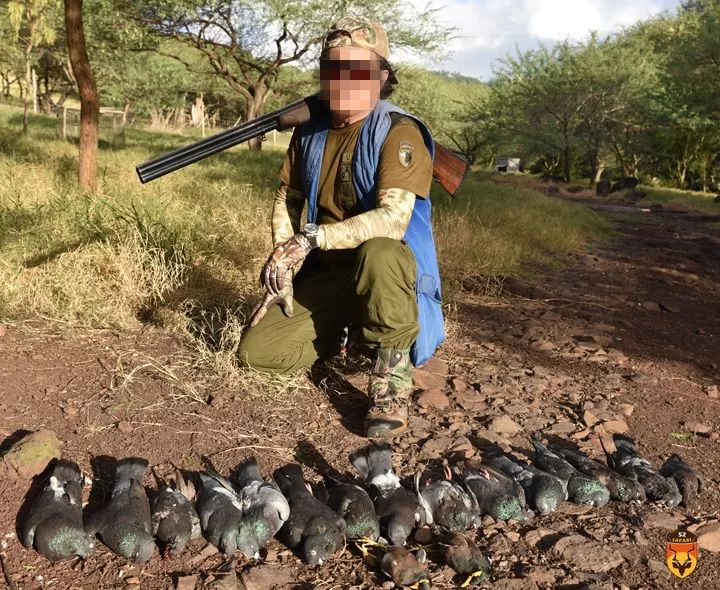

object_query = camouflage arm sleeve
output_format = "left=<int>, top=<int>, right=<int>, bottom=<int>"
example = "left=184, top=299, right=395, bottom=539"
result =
left=272, top=183, right=305, bottom=247
left=317, top=187, right=415, bottom=250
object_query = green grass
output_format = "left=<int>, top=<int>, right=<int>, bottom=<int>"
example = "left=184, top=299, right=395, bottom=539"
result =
left=0, top=103, right=607, bottom=361
left=637, top=186, right=720, bottom=215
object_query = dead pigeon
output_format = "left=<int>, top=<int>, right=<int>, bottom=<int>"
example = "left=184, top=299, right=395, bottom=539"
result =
left=316, top=475, right=380, bottom=541
left=350, top=443, right=422, bottom=546
left=21, top=459, right=95, bottom=562
left=86, top=457, right=154, bottom=563
left=438, top=532, right=491, bottom=587
left=195, top=469, right=245, bottom=556
left=414, top=466, right=476, bottom=532
left=231, top=456, right=290, bottom=556
left=273, top=463, right=346, bottom=565
left=151, top=468, right=200, bottom=557
left=458, top=461, right=529, bottom=522
left=607, top=435, right=682, bottom=507
left=659, top=454, right=701, bottom=506
left=484, top=451, right=567, bottom=514
left=555, top=446, right=642, bottom=502
left=532, top=439, right=610, bottom=507
left=380, top=547, right=430, bottom=589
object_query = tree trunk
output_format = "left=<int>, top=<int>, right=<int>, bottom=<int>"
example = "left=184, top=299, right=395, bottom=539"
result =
left=23, top=46, right=31, bottom=133
left=64, top=0, right=99, bottom=192
left=245, top=86, right=269, bottom=152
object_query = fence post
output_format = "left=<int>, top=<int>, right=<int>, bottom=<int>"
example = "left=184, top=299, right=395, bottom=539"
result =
left=62, top=106, right=67, bottom=140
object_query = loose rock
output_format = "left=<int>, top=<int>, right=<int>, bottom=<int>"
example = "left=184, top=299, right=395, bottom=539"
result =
left=415, top=388, right=449, bottom=410
left=0, top=429, right=62, bottom=479
left=487, top=416, right=522, bottom=436
left=696, top=521, right=720, bottom=552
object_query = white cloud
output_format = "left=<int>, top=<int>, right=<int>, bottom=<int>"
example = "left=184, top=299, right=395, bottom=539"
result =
left=400, top=0, right=682, bottom=78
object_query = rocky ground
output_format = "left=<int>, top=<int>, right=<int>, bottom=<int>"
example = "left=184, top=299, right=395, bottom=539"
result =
left=0, top=185, right=719, bottom=589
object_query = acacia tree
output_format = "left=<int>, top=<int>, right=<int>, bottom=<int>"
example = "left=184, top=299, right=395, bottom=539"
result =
left=8, top=0, right=59, bottom=132
left=65, top=0, right=99, bottom=191
left=131, top=0, right=453, bottom=150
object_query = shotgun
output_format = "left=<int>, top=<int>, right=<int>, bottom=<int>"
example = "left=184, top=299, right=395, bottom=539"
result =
left=135, top=94, right=470, bottom=197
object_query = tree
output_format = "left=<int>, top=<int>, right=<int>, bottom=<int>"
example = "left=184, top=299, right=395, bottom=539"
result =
left=131, top=0, right=454, bottom=150
left=8, top=0, right=60, bottom=132
left=65, top=0, right=99, bottom=191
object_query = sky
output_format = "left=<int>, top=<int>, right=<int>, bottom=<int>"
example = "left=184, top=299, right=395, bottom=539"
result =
left=403, top=0, right=685, bottom=79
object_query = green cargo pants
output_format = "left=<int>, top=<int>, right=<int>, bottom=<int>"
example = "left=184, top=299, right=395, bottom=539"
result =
left=238, top=237, right=419, bottom=373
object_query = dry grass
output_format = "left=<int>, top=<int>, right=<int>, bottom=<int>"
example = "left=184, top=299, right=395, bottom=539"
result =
left=0, top=103, right=607, bottom=381
left=637, top=186, right=720, bottom=215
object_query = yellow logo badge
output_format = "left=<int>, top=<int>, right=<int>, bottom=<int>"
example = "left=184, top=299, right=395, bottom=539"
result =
left=666, top=529, right=698, bottom=578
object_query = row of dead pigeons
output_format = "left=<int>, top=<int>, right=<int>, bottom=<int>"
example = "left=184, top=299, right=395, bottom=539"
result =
left=22, top=433, right=701, bottom=588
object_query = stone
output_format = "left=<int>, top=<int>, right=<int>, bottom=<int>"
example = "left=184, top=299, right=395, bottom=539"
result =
left=642, top=301, right=662, bottom=312
left=117, top=421, right=133, bottom=434
left=648, top=558, right=672, bottom=579
left=696, top=521, right=720, bottom=552
left=493, top=579, right=538, bottom=590
left=556, top=503, right=594, bottom=516
left=684, top=421, right=712, bottom=436
left=0, top=325, right=5, bottom=337
left=618, top=403, right=635, bottom=416
left=505, top=531, right=521, bottom=542
left=523, top=528, right=559, bottom=549
left=531, top=340, right=557, bottom=352
left=448, top=435, right=475, bottom=458
left=551, top=534, right=589, bottom=557
left=451, top=377, right=470, bottom=393
left=422, top=357, right=448, bottom=376
left=549, top=421, right=577, bottom=435
left=419, top=436, right=454, bottom=460
left=487, top=416, right=522, bottom=436
left=415, top=388, right=449, bottom=410
left=0, top=429, right=62, bottom=480
left=560, top=542, right=624, bottom=572
left=240, top=565, right=295, bottom=590
left=583, top=410, right=599, bottom=428
left=601, top=419, right=628, bottom=434
left=643, top=512, right=685, bottom=531
left=412, top=369, right=446, bottom=391
left=706, top=385, right=719, bottom=399
left=175, top=575, right=198, bottom=590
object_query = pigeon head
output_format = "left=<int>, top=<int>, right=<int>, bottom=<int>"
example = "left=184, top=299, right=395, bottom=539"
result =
left=387, top=519, right=413, bottom=547
left=612, top=478, right=639, bottom=502
left=661, top=478, right=682, bottom=507
left=303, top=534, right=340, bottom=566
left=492, top=495, right=525, bottom=521
left=47, top=527, right=95, bottom=560
left=534, top=488, right=561, bottom=515
left=236, top=516, right=270, bottom=559
left=569, top=478, right=610, bottom=507
left=118, top=532, right=155, bottom=563
left=163, top=534, right=186, bottom=558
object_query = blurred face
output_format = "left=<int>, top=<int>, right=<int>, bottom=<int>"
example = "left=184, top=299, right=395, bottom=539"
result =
left=319, top=45, right=390, bottom=117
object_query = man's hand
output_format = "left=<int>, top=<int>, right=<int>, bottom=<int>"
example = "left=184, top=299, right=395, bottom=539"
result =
left=248, top=284, right=295, bottom=327
left=260, top=232, right=314, bottom=295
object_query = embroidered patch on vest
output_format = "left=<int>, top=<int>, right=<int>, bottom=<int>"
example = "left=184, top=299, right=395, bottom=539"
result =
left=398, top=141, right=415, bottom=168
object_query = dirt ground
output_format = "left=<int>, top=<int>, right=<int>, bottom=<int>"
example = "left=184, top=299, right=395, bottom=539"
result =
left=1, top=183, right=719, bottom=589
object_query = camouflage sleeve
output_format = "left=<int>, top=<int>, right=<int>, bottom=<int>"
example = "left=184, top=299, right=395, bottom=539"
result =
left=317, top=187, right=415, bottom=250
left=272, top=183, right=305, bottom=247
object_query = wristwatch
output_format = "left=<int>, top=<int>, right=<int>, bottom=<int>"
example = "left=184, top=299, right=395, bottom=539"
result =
left=301, top=223, right=320, bottom=249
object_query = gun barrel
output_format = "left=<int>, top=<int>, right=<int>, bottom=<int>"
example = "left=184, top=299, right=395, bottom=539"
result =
left=135, top=95, right=315, bottom=183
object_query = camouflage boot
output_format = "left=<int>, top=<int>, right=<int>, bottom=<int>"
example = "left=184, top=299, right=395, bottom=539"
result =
left=364, top=348, right=414, bottom=438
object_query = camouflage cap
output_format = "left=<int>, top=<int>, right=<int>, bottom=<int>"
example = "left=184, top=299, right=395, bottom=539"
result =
left=322, top=16, right=391, bottom=61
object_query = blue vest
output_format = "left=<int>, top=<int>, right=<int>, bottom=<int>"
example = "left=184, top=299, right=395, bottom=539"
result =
left=297, top=99, right=444, bottom=366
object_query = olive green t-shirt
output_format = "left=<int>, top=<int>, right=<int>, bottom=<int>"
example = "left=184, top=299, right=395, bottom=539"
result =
left=278, top=115, right=433, bottom=226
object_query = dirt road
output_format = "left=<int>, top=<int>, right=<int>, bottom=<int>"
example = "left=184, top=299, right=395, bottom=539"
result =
left=1, top=191, right=718, bottom=589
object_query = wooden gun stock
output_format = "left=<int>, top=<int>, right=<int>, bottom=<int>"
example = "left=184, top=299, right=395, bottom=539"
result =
left=432, top=140, right=470, bottom=197
left=136, top=94, right=470, bottom=197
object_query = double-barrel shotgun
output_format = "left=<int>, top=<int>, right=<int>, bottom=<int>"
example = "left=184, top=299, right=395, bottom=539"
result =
left=135, top=94, right=469, bottom=197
